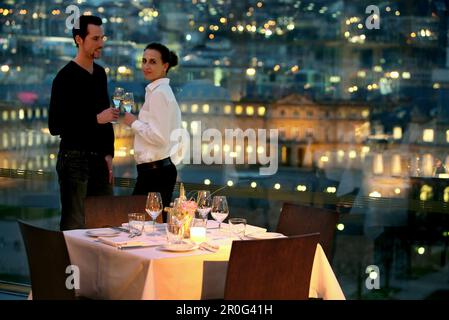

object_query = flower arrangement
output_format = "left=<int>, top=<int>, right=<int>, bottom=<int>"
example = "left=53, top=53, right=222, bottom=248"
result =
left=172, top=183, right=198, bottom=238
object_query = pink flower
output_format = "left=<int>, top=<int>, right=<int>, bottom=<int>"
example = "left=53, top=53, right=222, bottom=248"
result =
left=181, top=200, right=197, bottom=215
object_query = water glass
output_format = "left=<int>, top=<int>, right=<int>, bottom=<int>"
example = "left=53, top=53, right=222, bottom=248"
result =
left=228, top=218, right=246, bottom=239
left=166, top=222, right=183, bottom=244
left=128, top=212, right=145, bottom=236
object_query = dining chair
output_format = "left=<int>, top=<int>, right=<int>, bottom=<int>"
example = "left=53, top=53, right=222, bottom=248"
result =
left=18, top=220, right=76, bottom=300
left=224, top=233, right=320, bottom=300
left=84, top=195, right=163, bottom=228
left=276, top=202, right=339, bottom=260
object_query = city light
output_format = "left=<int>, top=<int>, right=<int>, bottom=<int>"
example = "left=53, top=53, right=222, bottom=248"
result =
left=117, top=66, right=131, bottom=75
left=330, top=76, right=341, bottom=83
left=326, top=187, right=336, bottom=193
left=227, top=180, right=234, bottom=187
left=296, top=185, right=307, bottom=192
left=246, top=68, right=256, bottom=77
left=395, top=188, right=401, bottom=195
left=235, top=105, right=243, bottom=115
left=390, top=71, right=400, bottom=79
left=1, top=65, right=9, bottom=73
left=274, top=183, right=281, bottom=190
left=204, top=179, right=211, bottom=185
left=369, top=191, right=382, bottom=198
left=423, top=129, right=434, bottom=142
left=417, top=247, right=425, bottom=255
left=251, top=182, right=257, bottom=188
left=337, top=223, right=345, bottom=231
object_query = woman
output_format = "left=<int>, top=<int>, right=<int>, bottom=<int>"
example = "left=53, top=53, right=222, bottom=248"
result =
left=123, top=43, right=181, bottom=219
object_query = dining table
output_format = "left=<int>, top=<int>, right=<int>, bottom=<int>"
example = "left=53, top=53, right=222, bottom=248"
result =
left=63, top=220, right=346, bottom=300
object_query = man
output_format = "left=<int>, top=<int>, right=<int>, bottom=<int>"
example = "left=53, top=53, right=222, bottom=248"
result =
left=49, top=15, right=119, bottom=230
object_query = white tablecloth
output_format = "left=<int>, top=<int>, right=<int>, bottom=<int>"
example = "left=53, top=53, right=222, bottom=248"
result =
left=63, top=222, right=345, bottom=300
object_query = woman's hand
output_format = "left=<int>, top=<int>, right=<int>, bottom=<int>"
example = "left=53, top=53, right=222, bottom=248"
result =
left=123, top=112, right=137, bottom=127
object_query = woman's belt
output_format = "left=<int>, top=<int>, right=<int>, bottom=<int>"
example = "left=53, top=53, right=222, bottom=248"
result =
left=137, top=158, right=172, bottom=170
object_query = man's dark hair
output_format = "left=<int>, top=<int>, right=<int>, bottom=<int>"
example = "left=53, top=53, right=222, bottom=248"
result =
left=72, top=15, right=102, bottom=47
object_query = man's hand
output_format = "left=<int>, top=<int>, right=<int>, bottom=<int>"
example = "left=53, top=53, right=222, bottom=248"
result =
left=123, top=112, right=137, bottom=127
left=97, top=107, right=119, bottom=124
left=105, top=155, right=113, bottom=184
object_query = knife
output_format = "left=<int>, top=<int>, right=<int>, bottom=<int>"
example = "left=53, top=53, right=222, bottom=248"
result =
left=118, top=244, right=160, bottom=250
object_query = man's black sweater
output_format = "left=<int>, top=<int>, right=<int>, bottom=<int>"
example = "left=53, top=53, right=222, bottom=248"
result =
left=48, top=61, right=114, bottom=157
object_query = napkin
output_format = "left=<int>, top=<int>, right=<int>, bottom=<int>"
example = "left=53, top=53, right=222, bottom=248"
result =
left=97, top=237, right=155, bottom=249
left=245, top=224, right=267, bottom=236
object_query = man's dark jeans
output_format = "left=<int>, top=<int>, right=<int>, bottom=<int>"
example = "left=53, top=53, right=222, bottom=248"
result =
left=56, top=150, right=112, bottom=231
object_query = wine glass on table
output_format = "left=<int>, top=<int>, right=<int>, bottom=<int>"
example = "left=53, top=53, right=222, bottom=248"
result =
left=211, top=196, right=229, bottom=231
left=196, top=190, right=212, bottom=220
left=145, top=192, right=163, bottom=235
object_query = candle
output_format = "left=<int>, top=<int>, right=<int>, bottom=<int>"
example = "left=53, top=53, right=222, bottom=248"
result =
left=190, top=226, right=206, bottom=243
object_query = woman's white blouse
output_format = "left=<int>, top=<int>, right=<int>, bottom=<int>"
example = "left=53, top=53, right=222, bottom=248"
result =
left=131, top=78, right=182, bottom=164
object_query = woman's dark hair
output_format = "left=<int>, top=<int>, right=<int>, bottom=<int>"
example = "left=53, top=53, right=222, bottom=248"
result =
left=72, top=15, right=103, bottom=47
left=144, top=43, right=178, bottom=74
